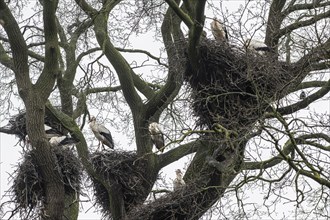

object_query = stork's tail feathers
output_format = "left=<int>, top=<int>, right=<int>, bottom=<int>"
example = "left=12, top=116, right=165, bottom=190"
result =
left=58, top=137, right=78, bottom=147
left=101, top=132, right=114, bottom=149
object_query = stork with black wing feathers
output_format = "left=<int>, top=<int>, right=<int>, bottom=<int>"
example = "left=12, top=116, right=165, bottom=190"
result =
left=89, top=116, right=114, bottom=150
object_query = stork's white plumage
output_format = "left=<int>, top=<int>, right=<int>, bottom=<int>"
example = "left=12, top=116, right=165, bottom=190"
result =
left=244, top=39, right=271, bottom=54
left=89, top=116, right=114, bottom=149
left=148, top=122, right=165, bottom=152
left=173, top=169, right=185, bottom=190
left=210, top=18, right=228, bottom=42
left=49, top=135, right=78, bottom=147
left=24, top=135, right=31, bottom=150
left=24, top=135, right=30, bottom=144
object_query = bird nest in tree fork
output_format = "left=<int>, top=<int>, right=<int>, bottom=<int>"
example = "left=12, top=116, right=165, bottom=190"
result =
left=90, top=151, right=149, bottom=215
left=8, top=147, right=81, bottom=217
left=0, top=108, right=67, bottom=141
left=184, top=39, right=294, bottom=129
left=127, top=184, right=201, bottom=220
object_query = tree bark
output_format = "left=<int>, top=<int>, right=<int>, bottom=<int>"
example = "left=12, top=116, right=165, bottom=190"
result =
left=25, top=99, right=65, bottom=220
left=1, top=1, right=66, bottom=219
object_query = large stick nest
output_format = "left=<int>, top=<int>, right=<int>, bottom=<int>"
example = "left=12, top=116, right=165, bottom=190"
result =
left=9, top=147, right=81, bottom=218
left=90, top=151, right=149, bottom=216
left=184, top=39, right=293, bottom=129
left=127, top=184, right=205, bottom=220
left=0, top=109, right=67, bottom=141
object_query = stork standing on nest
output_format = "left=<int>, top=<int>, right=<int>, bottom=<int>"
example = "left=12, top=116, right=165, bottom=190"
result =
left=89, top=116, right=114, bottom=150
left=173, top=169, right=185, bottom=190
left=149, top=122, right=165, bottom=152
left=210, top=18, right=228, bottom=42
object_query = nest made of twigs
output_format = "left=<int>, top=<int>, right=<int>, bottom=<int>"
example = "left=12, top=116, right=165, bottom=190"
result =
left=184, top=39, right=293, bottom=129
left=0, top=108, right=67, bottom=141
left=90, top=150, right=149, bottom=216
left=126, top=184, right=202, bottom=220
left=10, top=147, right=81, bottom=216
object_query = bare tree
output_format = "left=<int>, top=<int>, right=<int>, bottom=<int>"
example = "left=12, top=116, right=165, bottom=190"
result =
left=0, top=0, right=329, bottom=219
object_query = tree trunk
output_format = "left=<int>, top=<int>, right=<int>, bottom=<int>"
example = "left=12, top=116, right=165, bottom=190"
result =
left=25, top=97, right=65, bottom=220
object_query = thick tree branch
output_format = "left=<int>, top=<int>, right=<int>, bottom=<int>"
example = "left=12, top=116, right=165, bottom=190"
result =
left=73, top=0, right=97, bottom=17
left=56, top=16, right=94, bottom=117
left=270, top=78, right=330, bottom=116
left=85, top=85, right=121, bottom=94
left=277, top=9, right=330, bottom=42
left=157, top=140, right=201, bottom=169
left=0, top=0, right=31, bottom=96
left=296, top=38, right=330, bottom=70
left=294, top=81, right=328, bottom=91
left=145, top=1, right=185, bottom=121
left=283, top=1, right=330, bottom=16
left=265, top=0, right=286, bottom=47
left=187, top=0, right=206, bottom=72
left=35, top=0, right=59, bottom=101
left=56, top=17, right=68, bottom=48
left=91, top=10, right=143, bottom=112
left=70, top=19, right=93, bottom=44
left=310, top=60, right=330, bottom=71
left=244, top=137, right=295, bottom=170
left=28, top=50, right=45, bottom=62
left=268, top=112, right=330, bottom=187
left=274, top=139, right=330, bottom=188
left=284, top=80, right=328, bottom=96
left=165, top=0, right=193, bottom=28
left=1, top=37, right=48, bottom=63
left=130, top=70, right=155, bottom=100
left=55, top=16, right=75, bottom=116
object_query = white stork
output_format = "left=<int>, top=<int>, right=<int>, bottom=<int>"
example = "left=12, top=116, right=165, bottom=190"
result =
left=24, top=134, right=77, bottom=148
left=49, top=135, right=78, bottom=147
left=173, top=169, right=185, bottom=190
left=89, top=116, right=114, bottom=149
left=148, top=122, right=165, bottom=152
left=210, top=18, right=228, bottom=42
left=244, top=39, right=272, bottom=54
